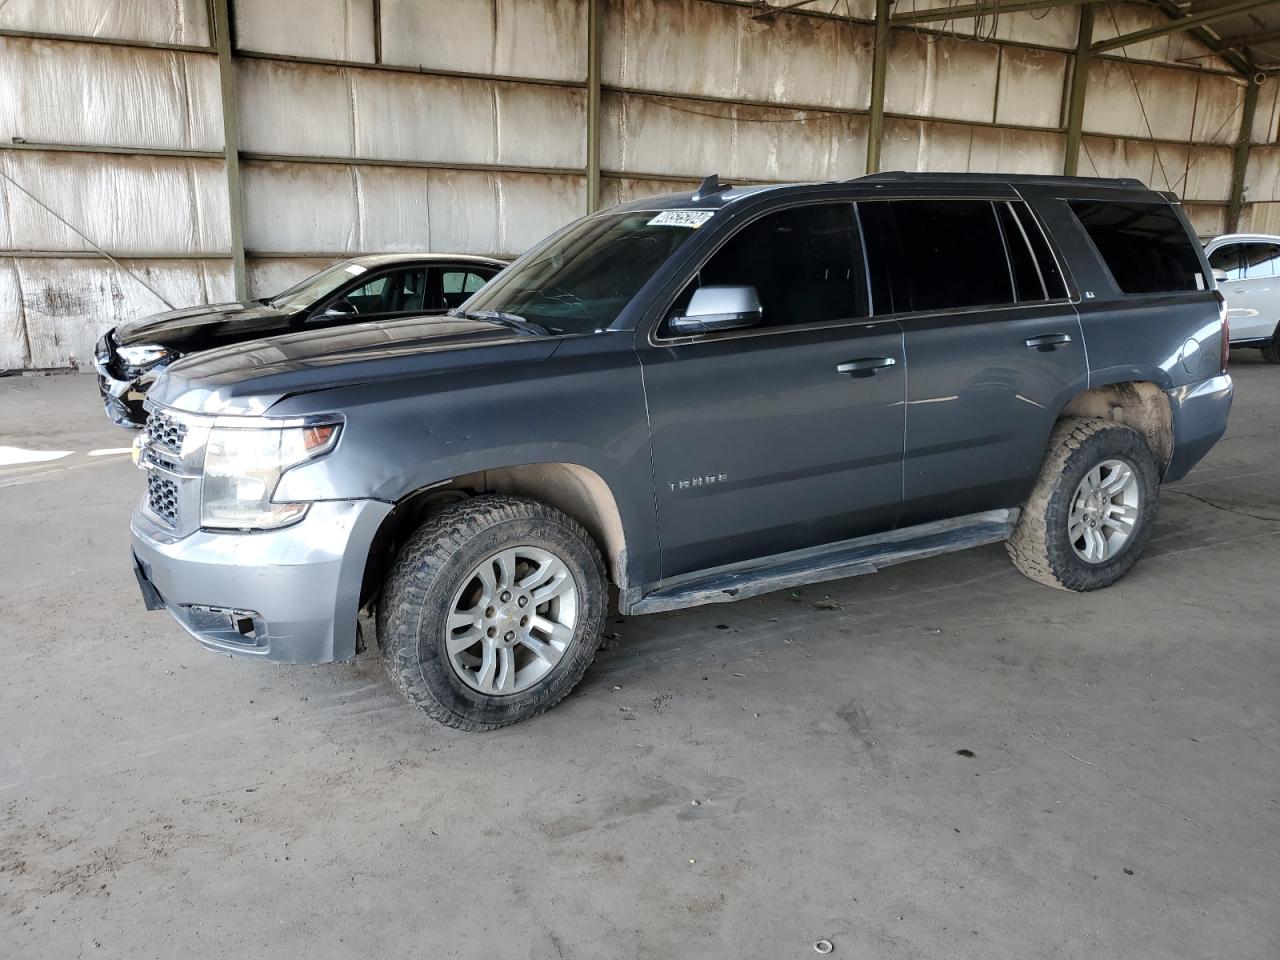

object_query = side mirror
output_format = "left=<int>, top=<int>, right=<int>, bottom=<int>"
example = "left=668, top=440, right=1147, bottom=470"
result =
left=321, top=299, right=357, bottom=318
left=668, top=285, right=763, bottom=336
left=1211, top=270, right=1229, bottom=284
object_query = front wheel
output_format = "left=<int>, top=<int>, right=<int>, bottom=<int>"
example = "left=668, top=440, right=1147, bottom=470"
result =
left=377, top=495, right=607, bottom=730
left=1007, top=417, right=1160, bottom=592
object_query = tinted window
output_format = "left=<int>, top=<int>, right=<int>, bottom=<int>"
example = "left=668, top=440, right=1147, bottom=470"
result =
left=861, top=199, right=1014, bottom=312
left=996, top=202, right=1046, bottom=302
left=1068, top=201, right=1204, bottom=294
left=463, top=211, right=704, bottom=335
left=1011, top=202, right=1068, bottom=299
left=1243, top=242, right=1280, bottom=278
left=1208, top=243, right=1244, bottom=281
left=681, top=203, right=865, bottom=330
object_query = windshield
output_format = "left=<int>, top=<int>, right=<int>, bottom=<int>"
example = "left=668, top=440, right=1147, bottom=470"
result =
left=460, top=210, right=712, bottom=335
left=268, top=261, right=369, bottom=311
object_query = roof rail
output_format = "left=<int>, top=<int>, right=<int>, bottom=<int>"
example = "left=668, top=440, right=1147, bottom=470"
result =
left=850, top=171, right=1147, bottom=189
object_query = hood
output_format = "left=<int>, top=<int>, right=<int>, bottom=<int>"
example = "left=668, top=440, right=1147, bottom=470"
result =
left=112, top=301, right=293, bottom=349
left=147, top=314, right=561, bottom=416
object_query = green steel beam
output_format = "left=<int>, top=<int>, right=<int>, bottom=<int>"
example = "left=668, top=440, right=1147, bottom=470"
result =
left=866, top=0, right=891, bottom=175
left=1062, top=3, right=1094, bottom=176
left=1227, top=78, right=1261, bottom=232
left=1093, top=0, right=1276, bottom=55
left=211, top=0, right=247, bottom=299
left=586, top=0, right=602, bottom=211
left=892, top=0, right=1098, bottom=27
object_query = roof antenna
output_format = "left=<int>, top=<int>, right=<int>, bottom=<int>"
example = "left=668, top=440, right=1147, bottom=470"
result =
left=693, top=173, right=730, bottom=202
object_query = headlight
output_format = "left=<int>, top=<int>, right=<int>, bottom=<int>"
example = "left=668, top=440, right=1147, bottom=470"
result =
left=200, top=417, right=342, bottom=530
left=116, top=343, right=173, bottom=368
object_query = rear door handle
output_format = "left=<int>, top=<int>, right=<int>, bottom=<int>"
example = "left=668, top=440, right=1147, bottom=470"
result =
left=836, top=357, right=897, bottom=376
left=1025, top=333, right=1072, bottom=350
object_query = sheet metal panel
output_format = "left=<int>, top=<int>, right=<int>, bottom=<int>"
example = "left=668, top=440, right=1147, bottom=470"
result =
left=0, top=37, right=222, bottom=151
left=238, top=59, right=586, bottom=169
left=380, top=0, right=586, bottom=83
left=1243, top=201, right=1280, bottom=235
left=1251, top=81, right=1280, bottom=145
left=1, top=256, right=233, bottom=369
left=0, top=0, right=210, bottom=45
left=885, top=32, right=999, bottom=125
left=1080, top=136, right=1232, bottom=201
left=1181, top=203, right=1226, bottom=239
left=247, top=257, right=339, bottom=301
left=1084, top=59, right=1242, bottom=146
left=604, top=0, right=874, bottom=111
left=1245, top=146, right=1280, bottom=204
left=0, top=259, right=25, bottom=368
left=234, top=0, right=375, bottom=61
left=0, top=151, right=229, bottom=255
left=602, top=92, right=868, bottom=182
left=600, top=175, right=700, bottom=208
left=881, top=118, right=1063, bottom=176
left=994, top=46, right=1068, bottom=129
left=242, top=161, right=585, bottom=258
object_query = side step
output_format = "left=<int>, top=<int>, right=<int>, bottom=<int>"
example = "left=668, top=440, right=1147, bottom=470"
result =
left=630, top=509, right=1018, bottom=615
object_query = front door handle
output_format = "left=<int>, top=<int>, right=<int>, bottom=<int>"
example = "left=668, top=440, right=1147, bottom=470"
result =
left=1025, top=333, right=1072, bottom=351
left=837, top=357, right=897, bottom=376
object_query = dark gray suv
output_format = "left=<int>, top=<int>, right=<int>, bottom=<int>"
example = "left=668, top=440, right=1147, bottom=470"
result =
left=129, top=173, right=1233, bottom=730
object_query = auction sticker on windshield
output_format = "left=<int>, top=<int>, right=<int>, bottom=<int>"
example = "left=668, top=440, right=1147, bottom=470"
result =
left=648, top=210, right=715, bottom=228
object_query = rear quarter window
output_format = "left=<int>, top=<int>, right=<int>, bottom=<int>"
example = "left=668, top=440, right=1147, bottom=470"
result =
left=1068, top=201, right=1205, bottom=295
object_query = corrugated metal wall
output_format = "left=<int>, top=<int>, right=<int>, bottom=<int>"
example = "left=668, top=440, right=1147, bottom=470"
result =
left=1, top=0, right=1276, bottom=369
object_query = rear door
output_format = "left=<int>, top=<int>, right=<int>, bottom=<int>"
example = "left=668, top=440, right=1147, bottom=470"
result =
left=637, top=202, right=906, bottom=579
left=1209, top=241, right=1280, bottom=342
left=859, top=197, right=1088, bottom=525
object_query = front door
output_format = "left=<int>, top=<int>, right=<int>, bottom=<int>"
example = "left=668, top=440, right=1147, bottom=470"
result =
left=637, top=203, right=906, bottom=580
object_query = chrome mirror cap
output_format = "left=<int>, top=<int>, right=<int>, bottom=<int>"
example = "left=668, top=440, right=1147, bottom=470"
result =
left=668, top=285, right=763, bottom=335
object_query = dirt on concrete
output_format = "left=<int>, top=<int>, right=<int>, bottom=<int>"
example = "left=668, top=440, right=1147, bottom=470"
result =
left=1, top=359, right=1277, bottom=959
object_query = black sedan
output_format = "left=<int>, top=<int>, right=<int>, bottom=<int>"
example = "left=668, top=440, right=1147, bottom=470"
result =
left=95, top=253, right=506, bottom=426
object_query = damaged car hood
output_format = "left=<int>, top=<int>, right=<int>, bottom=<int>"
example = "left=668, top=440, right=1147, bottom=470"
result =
left=113, top=301, right=295, bottom=350
left=146, top=315, right=561, bottom=417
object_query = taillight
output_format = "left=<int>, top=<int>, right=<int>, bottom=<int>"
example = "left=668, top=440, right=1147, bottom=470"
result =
left=1214, top=290, right=1229, bottom=373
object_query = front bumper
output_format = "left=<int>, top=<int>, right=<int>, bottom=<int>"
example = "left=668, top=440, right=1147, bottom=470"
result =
left=1165, top=374, right=1233, bottom=483
left=131, top=498, right=393, bottom=663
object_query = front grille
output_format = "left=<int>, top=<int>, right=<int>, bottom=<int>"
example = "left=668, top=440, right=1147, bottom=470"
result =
left=147, top=409, right=188, bottom=456
left=147, top=472, right=179, bottom=527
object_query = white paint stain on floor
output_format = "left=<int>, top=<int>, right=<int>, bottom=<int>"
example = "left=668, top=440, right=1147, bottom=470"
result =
left=0, top=446, right=74, bottom=466
left=88, top=448, right=133, bottom=457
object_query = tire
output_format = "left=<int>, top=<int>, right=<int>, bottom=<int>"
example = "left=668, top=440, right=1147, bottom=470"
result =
left=1006, top=417, right=1160, bottom=592
left=1262, top=340, right=1280, bottom=364
left=377, top=494, right=607, bottom=730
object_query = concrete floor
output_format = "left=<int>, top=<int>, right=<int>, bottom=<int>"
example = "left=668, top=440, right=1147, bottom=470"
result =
left=1, top=359, right=1277, bottom=960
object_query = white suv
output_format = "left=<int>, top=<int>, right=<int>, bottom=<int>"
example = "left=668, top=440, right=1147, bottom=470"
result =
left=1205, top=234, right=1280, bottom=363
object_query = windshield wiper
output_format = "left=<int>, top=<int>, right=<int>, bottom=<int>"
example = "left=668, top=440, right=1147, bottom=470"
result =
left=453, top=309, right=551, bottom=337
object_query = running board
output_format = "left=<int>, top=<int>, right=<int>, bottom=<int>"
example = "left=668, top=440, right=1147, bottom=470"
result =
left=629, top=509, right=1018, bottom=615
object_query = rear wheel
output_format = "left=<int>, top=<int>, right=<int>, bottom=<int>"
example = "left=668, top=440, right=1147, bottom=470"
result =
left=1007, top=417, right=1160, bottom=592
left=377, top=495, right=607, bottom=730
